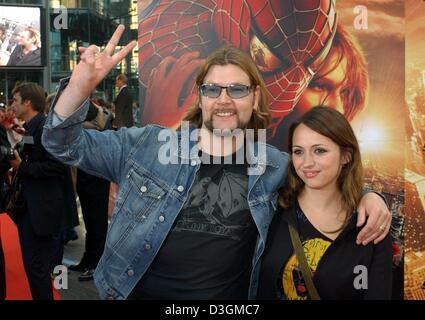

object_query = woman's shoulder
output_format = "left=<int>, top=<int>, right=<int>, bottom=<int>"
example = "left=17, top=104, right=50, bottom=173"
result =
left=269, top=205, right=294, bottom=232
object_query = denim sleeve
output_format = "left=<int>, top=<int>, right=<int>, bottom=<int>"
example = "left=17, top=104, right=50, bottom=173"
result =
left=278, top=151, right=290, bottom=188
left=362, top=188, right=389, bottom=208
left=42, top=77, right=149, bottom=184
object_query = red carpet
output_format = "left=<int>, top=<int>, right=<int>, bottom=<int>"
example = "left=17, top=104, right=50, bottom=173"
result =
left=0, top=213, right=60, bottom=300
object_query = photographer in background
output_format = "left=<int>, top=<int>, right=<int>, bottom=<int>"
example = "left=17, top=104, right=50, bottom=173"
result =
left=8, top=82, right=78, bottom=300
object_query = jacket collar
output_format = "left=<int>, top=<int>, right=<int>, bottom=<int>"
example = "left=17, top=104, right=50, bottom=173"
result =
left=24, top=112, right=44, bottom=132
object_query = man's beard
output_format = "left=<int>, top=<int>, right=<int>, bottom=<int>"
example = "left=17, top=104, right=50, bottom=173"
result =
left=203, top=111, right=250, bottom=136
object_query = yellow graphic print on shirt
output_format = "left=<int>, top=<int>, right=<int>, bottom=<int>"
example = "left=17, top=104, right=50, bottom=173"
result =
left=282, top=238, right=331, bottom=300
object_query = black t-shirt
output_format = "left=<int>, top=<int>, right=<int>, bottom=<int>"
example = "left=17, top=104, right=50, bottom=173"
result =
left=259, top=202, right=332, bottom=300
left=129, top=153, right=257, bottom=299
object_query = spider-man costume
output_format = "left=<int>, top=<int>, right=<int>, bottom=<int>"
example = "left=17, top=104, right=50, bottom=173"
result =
left=138, top=0, right=337, bottom=138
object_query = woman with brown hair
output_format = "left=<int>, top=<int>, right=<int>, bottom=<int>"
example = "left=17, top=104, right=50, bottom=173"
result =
left=257, top=106, right=393, bottom=300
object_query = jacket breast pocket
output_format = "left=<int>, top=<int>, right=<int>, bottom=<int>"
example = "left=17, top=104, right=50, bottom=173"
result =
left=121, top=169, right=166, bottom=222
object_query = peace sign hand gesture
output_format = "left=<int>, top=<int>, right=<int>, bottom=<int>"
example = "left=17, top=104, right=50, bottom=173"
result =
left=55, top=25, right=136, bottom=118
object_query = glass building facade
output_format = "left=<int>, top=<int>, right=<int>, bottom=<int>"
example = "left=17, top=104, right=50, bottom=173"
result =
left=0, top=0, right=138, bottom=107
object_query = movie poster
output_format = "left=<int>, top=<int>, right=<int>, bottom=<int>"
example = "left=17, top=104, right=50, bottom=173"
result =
left=336, top=0, right=405, bottom=299
left=138, top=0, right=406, bottom=299
left=404, top=0, right=425, bottom=300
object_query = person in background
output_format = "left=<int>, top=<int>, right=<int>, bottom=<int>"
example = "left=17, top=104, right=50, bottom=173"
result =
left=2, top=107, right=24, bottom=148
left=0, top=103, right=11, bottom=301
left=69, top=100, right=110, bottom=282
left=112, top=74, right=133, bottom=129
left=8, top=82, right=78, bottom=299
left=0, top=26, right=11, bottom=66
left=132, top=101, right=141, bottom=127
left=7, top=27, right=41, bottom=67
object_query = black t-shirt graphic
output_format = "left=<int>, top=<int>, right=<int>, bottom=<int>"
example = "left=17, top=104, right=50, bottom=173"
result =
left=280, top=204, right=332, bottom=300
left=130, top=153, right=257, bottom=300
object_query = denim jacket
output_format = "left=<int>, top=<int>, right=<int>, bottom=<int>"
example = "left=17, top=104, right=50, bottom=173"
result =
left=42, top=79, right=289, bottom=300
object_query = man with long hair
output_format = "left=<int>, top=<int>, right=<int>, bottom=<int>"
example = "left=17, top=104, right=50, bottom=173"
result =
left=7, top=27, right=41, bottom=66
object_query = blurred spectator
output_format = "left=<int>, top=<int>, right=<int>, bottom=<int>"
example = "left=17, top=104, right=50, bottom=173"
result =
left=0, top=105, right=11, bottom=187
left=0, top=103, right=11, bottom=301
left=8, top=82, right=78, bottom=299
left=7, top=27, right=41, bottom=66
left=45, top=93, right=56, bottom=115
left=0, top=26, right=10, bottom=65
left=46, top=93, right=80, bottom=247
left=2, top=107, right=24, bottom=148
left=112, top=74, right=133, bottom=128
left=69, top=100, right=110, bottom=281
left=0, top=107, right=5, bottom=123
left=132, top=101, right=140, bottom=127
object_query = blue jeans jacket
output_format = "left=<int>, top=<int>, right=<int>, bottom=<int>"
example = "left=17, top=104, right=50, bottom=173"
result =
left=42, top=79, right=289, bottom=300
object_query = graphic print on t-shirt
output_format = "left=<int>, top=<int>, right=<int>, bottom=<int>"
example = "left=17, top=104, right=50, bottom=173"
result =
left=282, top=238, right=331, bottom=300
left=173, top=168, right=250, bottom=241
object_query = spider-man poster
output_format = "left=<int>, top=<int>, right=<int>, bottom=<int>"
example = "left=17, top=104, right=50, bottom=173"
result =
left=405, top=0, right=425, bottom=301
left=138, top=0, right=406, bottom=299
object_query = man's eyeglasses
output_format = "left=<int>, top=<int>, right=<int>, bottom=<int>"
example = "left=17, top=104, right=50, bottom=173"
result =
left=199, top=83, right=253, bottom=99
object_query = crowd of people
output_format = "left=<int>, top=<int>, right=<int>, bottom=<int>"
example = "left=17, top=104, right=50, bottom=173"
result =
left=0, top=72, right=135, bottom=299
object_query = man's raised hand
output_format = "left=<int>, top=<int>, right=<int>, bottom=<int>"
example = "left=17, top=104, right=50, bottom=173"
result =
left=55, top=25, right=136, bottom=118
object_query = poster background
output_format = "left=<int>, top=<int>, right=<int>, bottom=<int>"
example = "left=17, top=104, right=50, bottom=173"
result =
left=337, top=0, right=405, bottom=299
left=404, top=0, right=425, bottom=300
left=137, top=0, right=409, bottom=299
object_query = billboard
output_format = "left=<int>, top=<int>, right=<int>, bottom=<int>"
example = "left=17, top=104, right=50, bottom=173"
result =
left=138, top=0, right=406, bottom=299
left=0, top=6, right=43, bottom=67
left=404, top=0, right=425, bottom=300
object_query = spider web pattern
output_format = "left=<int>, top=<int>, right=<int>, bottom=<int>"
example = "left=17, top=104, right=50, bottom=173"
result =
left=138, top=0, right=336, bottom=137
left=214, top=0, right=337, bottom=131
left=138, top=0, right=217, bottom=88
